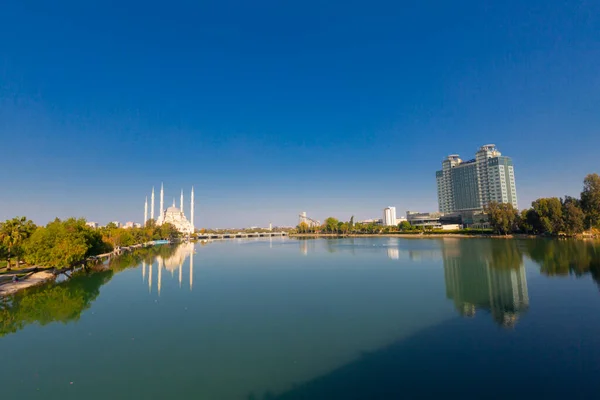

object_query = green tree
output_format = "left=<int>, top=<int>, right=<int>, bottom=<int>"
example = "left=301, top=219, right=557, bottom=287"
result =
left=398, top=221, right=412, bottom=231
left=0, top=243, right=7, bottom=264
left=340, top=222, right=349, bottom=234
left=581, top=173, right=600, bottom=229
left=562, top=200, right=585, bottom=235
left=518, top=209, right=533, bottom=233
left=530, top=197, right=563, bottom=234
left=485, top=202, right=518, bottom=235
left=296, top=221, right=309, bottom=233
left=23, top=218, right=108, bottom=268
left=156, top=223, right=180, bottom=241
left=0, top=217, right=36, bottom=270
left=324, top=217, right=339, bottom=234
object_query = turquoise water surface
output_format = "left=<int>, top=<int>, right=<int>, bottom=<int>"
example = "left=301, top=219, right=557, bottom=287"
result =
left=1, top=237, right=600, bottom=399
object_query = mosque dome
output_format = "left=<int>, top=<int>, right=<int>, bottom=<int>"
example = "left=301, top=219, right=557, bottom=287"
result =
left=166, top=206, right=180, bottom=214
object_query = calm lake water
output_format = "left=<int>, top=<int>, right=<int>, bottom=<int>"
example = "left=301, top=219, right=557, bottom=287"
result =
left=2, top=237, right=600, bottom=399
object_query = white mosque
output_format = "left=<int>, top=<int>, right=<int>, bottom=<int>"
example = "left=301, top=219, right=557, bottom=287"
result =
left=144, top=183, right=195, bottom=234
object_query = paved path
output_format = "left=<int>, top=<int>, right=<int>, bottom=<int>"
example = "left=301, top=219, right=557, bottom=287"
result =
left=0, top=271, right=55, bottom=297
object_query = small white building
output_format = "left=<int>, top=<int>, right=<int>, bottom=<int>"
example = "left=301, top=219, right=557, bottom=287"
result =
left=86, top=221, right=99, bottom=229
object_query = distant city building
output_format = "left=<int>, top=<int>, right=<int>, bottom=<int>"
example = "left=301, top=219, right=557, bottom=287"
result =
left=299, top=212, right=320, bottom=227
left=356, top=218, right=383, bottom=225
left=124, top=221, right=136, bottom=229
left=436, top=144, right=518, bottom=213
left=395, top=216, right=407, bottom=225
left=86, top=221, right=99, bottom=229
left=111, top=221, right=122, bottom=228
left=383, top=207, right=397, bottom=226
left=406, top=211, right=442, bottom=229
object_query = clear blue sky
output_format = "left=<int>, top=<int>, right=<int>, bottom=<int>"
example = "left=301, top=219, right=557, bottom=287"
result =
left=1, top=0, right=599, bottom=227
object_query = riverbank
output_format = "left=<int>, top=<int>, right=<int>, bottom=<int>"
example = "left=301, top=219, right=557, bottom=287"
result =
left=0, top=271, right=55, bottom=297
left=0, top=240, right=174, bottom=298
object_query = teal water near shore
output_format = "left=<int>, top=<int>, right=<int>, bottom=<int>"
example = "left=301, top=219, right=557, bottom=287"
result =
left=1, top=237, right=600, bottom=399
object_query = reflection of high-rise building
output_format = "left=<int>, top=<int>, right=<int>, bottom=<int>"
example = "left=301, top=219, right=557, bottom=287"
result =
left=300, top=240, right=308, bottom=256
left=387, top=248, right=399, bottom=260
left=443, top=240, right=529, bottom=327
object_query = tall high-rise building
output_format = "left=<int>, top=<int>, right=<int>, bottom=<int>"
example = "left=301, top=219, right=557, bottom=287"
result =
left=436, top=144, right=518, bottom=213
left=383, top=206, right=397, bottom=226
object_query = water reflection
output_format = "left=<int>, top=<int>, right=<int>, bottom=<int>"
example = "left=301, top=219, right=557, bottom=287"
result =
left=525, top=239, right=600, bottom=281
left=443, top=239, right=529, bottom=327
left=298, top=238, right=319, bottom=256
left=144, top=242, right=195, bottom=295
left=0, top=244, right=179, bottom=338
left=0, top=270, right=114, bottom=338
left=387, top=248, right=399, bottom=260
left=3, top=239, right=600, bottom=343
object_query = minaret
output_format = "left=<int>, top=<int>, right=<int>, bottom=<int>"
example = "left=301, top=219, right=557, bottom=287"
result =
left=160, top=183, right=164, bottom=220
left=144, top=197, right=148, bottom=226
left=151, top=187, right=155, bottom=220
left=180, top=189, right=184, bottom=213
left=190, top=186, right=195, bottom=232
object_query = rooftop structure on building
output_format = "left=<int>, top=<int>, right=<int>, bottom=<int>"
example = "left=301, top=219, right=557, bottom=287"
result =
left=436, top=144, right=518, bottom=214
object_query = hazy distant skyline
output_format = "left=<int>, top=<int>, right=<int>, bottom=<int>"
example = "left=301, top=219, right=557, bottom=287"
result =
left=1, top=0, right=599, bottom=227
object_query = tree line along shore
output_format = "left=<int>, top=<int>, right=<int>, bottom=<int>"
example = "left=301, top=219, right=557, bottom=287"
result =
left=1, top=173, right=599, bottom=275
left=0, top=218, right=182, bottom=274
left=295, top=173, right=600, bottom=238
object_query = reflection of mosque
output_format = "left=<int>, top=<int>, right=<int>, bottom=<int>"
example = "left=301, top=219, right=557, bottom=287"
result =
left=442, top=238, right=529, bottom=327
left=142, top=242, right=195, bottom=295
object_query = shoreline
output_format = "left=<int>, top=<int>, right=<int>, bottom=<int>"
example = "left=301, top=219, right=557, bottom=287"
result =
left=289, top=233, right=540, bottom=239
left=0, top=271, right=56, bottom=297
left=0, top=240, right=173, bottom=298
